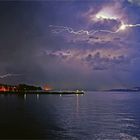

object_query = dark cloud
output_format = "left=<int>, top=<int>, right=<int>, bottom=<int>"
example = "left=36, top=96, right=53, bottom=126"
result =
left=84, top=52, right=131, bottom=71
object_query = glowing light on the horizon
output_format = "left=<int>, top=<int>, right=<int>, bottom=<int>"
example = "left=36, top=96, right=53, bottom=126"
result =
left=43, top=84, right=52, bottom=91
left=0, top=86, right=7, bottom=92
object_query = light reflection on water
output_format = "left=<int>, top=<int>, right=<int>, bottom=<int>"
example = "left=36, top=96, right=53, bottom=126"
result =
left=0, top=92, right=140, bottom=139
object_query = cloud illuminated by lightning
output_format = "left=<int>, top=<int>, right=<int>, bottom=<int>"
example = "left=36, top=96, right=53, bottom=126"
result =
left=0, top=73, right=22, bottom=79
left=88, top=5, right=123, bottom=22
left=94, top=10, right=118, bottom=20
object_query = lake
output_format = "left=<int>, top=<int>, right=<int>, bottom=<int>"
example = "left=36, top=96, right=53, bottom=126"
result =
left=0, top=92, right=140, bottom=139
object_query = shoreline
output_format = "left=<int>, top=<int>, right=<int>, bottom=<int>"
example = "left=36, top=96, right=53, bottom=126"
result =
left=0, top=91, right=85, bottom=94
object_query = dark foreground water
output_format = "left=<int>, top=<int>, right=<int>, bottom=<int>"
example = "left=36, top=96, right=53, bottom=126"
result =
left=0, top=92, right=140, bottom=139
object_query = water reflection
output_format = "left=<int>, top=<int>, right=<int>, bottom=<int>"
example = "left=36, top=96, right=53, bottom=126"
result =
left=24, top=94, right=26, bottom=100
left=0, top=92, right=139, bottom=139
left=37, top=94, right=39, bottom=100
left=76, top=94, right=79, bottom=116
left=14, top=93, right=40, bottom=101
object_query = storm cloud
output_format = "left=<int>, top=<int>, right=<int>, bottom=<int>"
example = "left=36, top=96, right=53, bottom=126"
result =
left=1, top=1, right=140, bottom=90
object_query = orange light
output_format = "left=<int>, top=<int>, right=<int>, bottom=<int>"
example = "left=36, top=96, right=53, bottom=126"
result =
left=0, top=86, right=8, bottom=92
left=0, top=86, right=17, bottom=92
left=43, top=84, right=52, bottom=91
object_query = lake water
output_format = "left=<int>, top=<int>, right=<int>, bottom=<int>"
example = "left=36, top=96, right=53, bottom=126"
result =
left=0, top=92, right=140, bottom=139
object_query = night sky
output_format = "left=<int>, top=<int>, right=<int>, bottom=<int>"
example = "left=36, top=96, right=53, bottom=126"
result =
left=1, top=0, right=140, bottom=90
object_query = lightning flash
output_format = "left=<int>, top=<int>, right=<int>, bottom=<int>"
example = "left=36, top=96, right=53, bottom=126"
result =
left=0, top=73, right=22, bottom=79
left=119, top=23, right=140, bottom=31
left=49, top=22, right=140, bottom=36
left=49, top=25, right=120, bottom=36
left=49, top=8, right=140, bottom=37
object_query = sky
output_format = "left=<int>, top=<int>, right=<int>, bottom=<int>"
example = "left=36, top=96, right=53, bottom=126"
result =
left=1, top=0, right=140, bottom=90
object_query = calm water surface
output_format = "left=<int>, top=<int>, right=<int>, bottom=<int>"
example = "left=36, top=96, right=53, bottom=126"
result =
left=0, top=92, right=140, bottom=139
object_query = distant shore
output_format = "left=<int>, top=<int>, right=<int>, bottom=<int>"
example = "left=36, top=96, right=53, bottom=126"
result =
left=0, top=90, right=85, bottom=94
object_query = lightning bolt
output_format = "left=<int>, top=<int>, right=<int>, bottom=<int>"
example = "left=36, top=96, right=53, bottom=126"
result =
left=125, top=24, right=140, bottom=27
left=49, top=25, right=118, bottom=36
left=49, top=22, right=140, bottom=36
left=0, top=73, right=22, bottom=79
